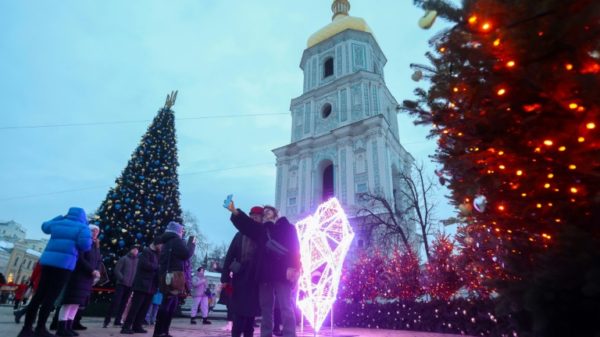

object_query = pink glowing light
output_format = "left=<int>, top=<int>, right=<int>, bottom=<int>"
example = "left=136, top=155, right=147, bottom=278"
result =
left=295, top=197, right=354, bottom=332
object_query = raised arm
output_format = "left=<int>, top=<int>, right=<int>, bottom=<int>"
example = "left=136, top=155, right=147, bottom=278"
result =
left=225, top=198, right=265, bottom=242
left=41, top=216, right=62, bottom=234
left=230, top=210, right=264, bottom=242
left=171, top=237, right=195, bottom=261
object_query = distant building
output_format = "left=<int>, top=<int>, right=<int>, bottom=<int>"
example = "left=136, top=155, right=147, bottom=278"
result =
left=0, top=221, right=26, bottom=243
left=0, top=241, right=14, bottom=278
left=5, top=242, right=41, bottom=284
left=22, top=238, right=49, bottom=253
left=0, top=220, right=48, bottom=284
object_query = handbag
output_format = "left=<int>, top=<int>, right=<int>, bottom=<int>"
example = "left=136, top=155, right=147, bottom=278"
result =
left=161, top=244, right=186, bottom=295
left=97, top=262, right=110, bottom=286
left=265, top=229, right=289, bottom=257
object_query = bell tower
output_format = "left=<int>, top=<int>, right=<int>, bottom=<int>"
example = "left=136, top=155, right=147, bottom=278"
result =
left=273, top=1, right=414, bottom=235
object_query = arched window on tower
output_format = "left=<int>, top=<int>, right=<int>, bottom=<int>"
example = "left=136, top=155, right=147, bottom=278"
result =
left=323, top=57, right=334, bottom=78
left=322, top=163, right=334, bottom=201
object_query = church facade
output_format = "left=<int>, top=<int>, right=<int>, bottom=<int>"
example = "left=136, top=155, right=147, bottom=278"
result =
left=272, top=0, right=415, bottom=246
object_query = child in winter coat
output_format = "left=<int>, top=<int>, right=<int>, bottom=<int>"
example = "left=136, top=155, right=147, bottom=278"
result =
left=190, top=267, right=211, bottom=325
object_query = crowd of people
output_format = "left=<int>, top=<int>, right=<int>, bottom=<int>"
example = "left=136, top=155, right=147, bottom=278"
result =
left=13, top=197, right=302, bottom=337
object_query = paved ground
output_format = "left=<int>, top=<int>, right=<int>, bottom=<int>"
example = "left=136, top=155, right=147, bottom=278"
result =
left=0, top=306, right=470, bottom=337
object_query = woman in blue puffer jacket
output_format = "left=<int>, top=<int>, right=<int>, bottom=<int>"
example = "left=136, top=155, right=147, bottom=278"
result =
left=18, top=207, right=92, bottom=337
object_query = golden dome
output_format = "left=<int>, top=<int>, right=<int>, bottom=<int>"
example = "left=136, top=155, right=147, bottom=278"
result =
left=307, top=0, right=373, bottom=48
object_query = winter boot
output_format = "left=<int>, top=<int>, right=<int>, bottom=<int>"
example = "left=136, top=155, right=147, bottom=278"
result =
left=14, top=308, right=27, bottom=324
left=190, top=318, right=197, bottom=325
left=56, top=321, right=70, bottom=337
left=71, top=312, right=86, bottom=330
left=66, top=320, right=79, bottom=336
left=202, top=318, right=212, bottom=325
left=34, top=325, right=56, bottom=337
left=17, top=326, right=34, bottom=337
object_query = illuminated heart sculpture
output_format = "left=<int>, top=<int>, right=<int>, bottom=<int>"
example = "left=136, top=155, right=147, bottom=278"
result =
left=295, top=197, right=354, bottom=332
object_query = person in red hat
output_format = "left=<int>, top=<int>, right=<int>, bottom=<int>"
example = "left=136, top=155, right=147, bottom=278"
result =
left=220, top=206, right=263, bottom=337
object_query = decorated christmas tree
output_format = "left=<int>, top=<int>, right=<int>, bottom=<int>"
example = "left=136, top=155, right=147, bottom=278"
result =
left=453, top=223, right=503, bottom=298
left=339, top=250, right=387, bottom=302
left=340, top=249, right=422, bottom=302
left=91, top=91, right=183, bottom=278
left=423, top=234, right=460, bottom=300
left=405, top=0, right=599, bottom=335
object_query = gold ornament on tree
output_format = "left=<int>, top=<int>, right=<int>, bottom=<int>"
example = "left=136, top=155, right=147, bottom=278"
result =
left=459, top=202, right=473, bottom=216
left=418, top=10, right=437, bottom=29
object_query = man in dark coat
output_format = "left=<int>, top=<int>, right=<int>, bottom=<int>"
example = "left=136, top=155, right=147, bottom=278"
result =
left=226, top=200, right=301, bottom=337
left=104, top=246, right=139, bottom=327
left=221, top=206, right=263, bottom=337
left=19, top=207, right=92, bottom=337
left=120, top=238, right=162, bottom=334
left=152, top=222, right=195, bottom=337
left=56, top=225, right=102, bottom=337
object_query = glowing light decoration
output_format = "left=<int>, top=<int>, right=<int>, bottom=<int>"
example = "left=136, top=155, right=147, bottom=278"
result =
left=295, top=197, right=354, bottom=333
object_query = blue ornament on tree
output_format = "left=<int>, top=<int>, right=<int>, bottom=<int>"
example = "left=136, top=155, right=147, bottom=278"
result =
left=119, top=240, right=125, bottom=247
left=136, top=233, right=143, bottom=239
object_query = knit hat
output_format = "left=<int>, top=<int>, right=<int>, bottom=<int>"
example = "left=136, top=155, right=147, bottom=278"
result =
left=249, top=206, right=264, bottom=215
left=89, top=224, right=100, bottom=231
left=165, top=221, right=184, bottom=237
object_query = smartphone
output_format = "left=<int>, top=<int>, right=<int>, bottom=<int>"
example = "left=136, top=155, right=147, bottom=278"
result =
left=223, top=194, right=233, bottom=209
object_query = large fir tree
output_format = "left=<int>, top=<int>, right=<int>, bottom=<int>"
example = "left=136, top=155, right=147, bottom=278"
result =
left=91, top=91, right=183, bottom=278
left=405, top=0, right=599, bottom=335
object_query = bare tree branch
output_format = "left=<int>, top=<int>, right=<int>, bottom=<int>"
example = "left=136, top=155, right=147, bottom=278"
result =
left=356, top=192, right=411, bottom=252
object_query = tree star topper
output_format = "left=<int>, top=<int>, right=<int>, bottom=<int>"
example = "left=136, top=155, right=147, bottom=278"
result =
left=295, top=197, right=354, bottom=332
left=164, top=90, right=178, bottom=110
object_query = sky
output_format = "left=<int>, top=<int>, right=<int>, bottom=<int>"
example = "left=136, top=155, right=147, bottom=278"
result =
left=0, top=0, right=457, bottom=247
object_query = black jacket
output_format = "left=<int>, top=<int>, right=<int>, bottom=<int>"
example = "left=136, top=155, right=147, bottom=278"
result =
left=159, top=232, right=195, bottom=274
left=230, top=210, right=300, bottom=283
left=221, top=232, right=259, bottom=316
left=63, top=244, right=102, bottom=305
left=132, top=246, right=160, bottom=294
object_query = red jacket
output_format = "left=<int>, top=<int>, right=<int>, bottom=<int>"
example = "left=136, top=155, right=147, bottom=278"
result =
left=14, top=284, right=28, bottom=300
left=30, top=262, right=42, bottom=290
